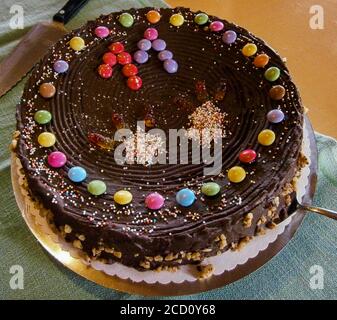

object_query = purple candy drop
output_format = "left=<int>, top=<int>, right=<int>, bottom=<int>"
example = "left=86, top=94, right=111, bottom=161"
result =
left=267, top=109, right=285, bottom=123
left=163, top=59, right=178, bottom=73
left=137, top=39, right=152, bottom=51
left=222, top=30, right=237, bottom=44
left=152, top=39, right=166, bottom=52
left=133, top=50, right=149, bottom=64
left=158, top=50, right=173, bottom=61
left=53, top=60, right=69, bottom=73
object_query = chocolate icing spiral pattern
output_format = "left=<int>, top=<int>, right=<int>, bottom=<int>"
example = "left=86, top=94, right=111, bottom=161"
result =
left=17, top=8, right=303, bottom=268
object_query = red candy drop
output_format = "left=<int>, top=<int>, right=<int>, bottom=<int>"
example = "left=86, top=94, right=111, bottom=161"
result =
left=122, top=64, right=138, bottom=77
left=98, top=64, right=112, bottom=78
left=109, top=42, right=124, bottom=54
left=117, top=52, right=132, bottom=65
left=239, top=149, right=257, bottom=163
left=127, top=76, right=142, bottom=91
left=102, top=52, right=117, bottom=66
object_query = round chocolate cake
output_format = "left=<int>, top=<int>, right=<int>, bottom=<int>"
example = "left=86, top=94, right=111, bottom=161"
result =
left=16, top=7, right=304, bottom=272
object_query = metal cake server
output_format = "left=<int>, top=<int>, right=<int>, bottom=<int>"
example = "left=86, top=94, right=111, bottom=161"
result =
left=296, top=199, right=337, bottom=221
left=0, top=0, right=89, bottom=97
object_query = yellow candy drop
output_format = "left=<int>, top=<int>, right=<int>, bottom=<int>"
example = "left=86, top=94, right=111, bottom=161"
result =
left=114, top=190, right=133, bottom=205
left=258, top=129, right=276, bottom=146
left=170, top=13, right=184, bottom=27
left=242, top=43, right=257, bottom=57
left=38, top=132, right=56, bottom=147
left=228, top=166, right=246, bottom=183
left=69, top=36, right=85, bottom=51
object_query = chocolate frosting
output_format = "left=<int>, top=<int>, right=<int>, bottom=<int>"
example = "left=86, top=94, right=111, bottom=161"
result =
left=16, top=7, right=303, bottom=269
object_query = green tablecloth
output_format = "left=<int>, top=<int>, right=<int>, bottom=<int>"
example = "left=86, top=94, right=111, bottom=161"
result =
left=1, top=0, right=337, bottom=300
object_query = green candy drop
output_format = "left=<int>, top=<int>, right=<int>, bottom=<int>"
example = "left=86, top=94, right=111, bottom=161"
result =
left=87, top=180, right=107, bottom=196
left=34, top=110, right=52, bottom=124
left=194, top=13, right=209, bottom=25
left=201, top=182, right=221, bottom=197
left=119, top=13, right=134, bottom=28
left=264, top=67, right=281, bottom=82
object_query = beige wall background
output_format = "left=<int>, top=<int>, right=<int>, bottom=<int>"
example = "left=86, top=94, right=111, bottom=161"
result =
left=168, top=0, right=337, bottom=138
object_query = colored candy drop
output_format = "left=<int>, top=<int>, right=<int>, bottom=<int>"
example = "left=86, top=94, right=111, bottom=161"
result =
left=102, top=52, right=117, bottom=66
left=158, top=50, right=173, bottom=61
left=48, top=151, right=67, bottom=168
left=117, top=52, right=132, bottom=65
left=53, top=60, right=69, bottom=73
left=122, top=64, right=138, bottom=77
left=87, top=180, right=106, bottom=196
left=152, top=39, right=166, bottom=51
left=38, top=132, right=56, bottom=147
left=228, top=166, right=246, bottom=183
left=201, top=182, right=220, bottom=197
left=69, top=36, right=85, bottom=51
left=242, top=43, right=257, bottom=57
left=267, top=109, right=285, bottom=123
left=133, top=50, right=149, bottom=64
left=39, top=83, right=56, bottom=98
left=88, top=132, right=115, bottom=150
left=144, top=28, right=158, bottom=41
left=119, top=12, right=134, bottom=28
left=264, top=67, right=281, bottom=82
left=146, top=10, right=161, bottom=24
left=253, top=54, right=270, bottom=68
left=94, top=26, right=110, bottom=38
left=222, top=30, right=237, bottom=44
left=163, top=59, right=178, bottom=73
left=176, top=188, right=196, bottom=207
left=145, top=192, right=165, bottom=210
left=114, top=190, right=132, bottom=205
left=210, top=21, right=224, bottom=32
left=34, top=110, right=52, bottom=125
left=68, top=166, right=87, bottom=183
left=194, top=13, right=209, bottom=25
left=109, top=42, right=124, bottom=54
left=170, top=13, right=184, bottom=27
left=269, top=85, right=286, bottom=100
left=239, top=149, right=257, bottom=163
left=98, top=64, right=113, bottom=79
left=258, top=129, right=276, bottom=146
left=127, top=76, right=142, bottom=90
left=112, top=113, right=125, bottom=129
left=137, top=39, right=152, bottom=51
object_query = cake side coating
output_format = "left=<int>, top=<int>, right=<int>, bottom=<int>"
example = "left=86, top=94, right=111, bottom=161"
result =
left=16, top=7, right=303, bottom=270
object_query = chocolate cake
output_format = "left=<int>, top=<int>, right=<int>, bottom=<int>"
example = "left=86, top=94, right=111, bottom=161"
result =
left=15, top=7, right=304, bottom=271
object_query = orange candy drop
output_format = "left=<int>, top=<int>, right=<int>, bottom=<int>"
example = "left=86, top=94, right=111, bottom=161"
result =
left=253, top=54, right=270, bottom=68
left=146, top=10, right=161, bottom=24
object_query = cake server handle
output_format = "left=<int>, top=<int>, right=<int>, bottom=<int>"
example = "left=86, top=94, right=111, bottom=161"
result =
left=53, top=0, right=90, bottom=24
left=298, top=203, right=337, bottom=221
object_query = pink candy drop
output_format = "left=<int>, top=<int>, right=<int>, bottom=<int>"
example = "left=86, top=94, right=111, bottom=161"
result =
left=145, top=192, right=165, bottom=210
left=94, top=26, right=110, bottom=38
left=144, top=28, right=158, bottom=41
left=48, top=151, right=67, bottom=168
left=210, top=21, right=224, bottom=32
